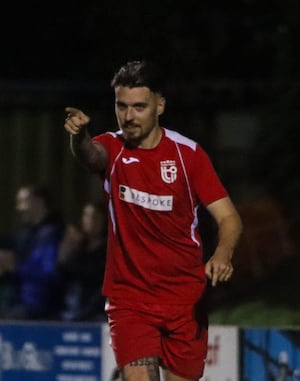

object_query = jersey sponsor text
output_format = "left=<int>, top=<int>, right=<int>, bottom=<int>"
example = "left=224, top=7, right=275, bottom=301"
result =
left=119, top=185, right=173, bottom=211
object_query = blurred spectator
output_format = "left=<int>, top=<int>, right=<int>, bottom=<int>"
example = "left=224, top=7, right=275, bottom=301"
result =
left=57, top=201, right=107, bottom=321
left=233, top=198, right=293, bottom=282
left=206, top=197, right=295, bottom=311
left=0, top=184, right=64, bottom=320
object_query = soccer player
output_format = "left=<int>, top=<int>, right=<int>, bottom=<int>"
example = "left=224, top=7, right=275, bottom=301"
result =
left=64, top=61, right=242, bottom=381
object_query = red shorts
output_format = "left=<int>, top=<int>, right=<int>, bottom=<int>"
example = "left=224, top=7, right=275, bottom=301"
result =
left=105, top=299, right=208, bottom=380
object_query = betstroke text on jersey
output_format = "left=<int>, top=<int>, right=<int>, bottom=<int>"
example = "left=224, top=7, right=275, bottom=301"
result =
left=119, top=185, right=173, bottom=211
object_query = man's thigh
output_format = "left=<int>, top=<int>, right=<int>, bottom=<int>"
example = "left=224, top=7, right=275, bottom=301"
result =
left=106, top=300, right=162, bottom=368
left=161, top=304, right=208, bottom=380
left=106, top=300, right=207, bottom=380
left=120, top=358, right=198, bottom=381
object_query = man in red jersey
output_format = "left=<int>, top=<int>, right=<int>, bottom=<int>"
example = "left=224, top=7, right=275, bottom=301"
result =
left=64, top=61, right=242, bottom=381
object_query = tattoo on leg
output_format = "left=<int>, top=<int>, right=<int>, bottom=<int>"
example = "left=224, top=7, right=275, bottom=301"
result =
left=129, top=357, right=159, bottom=367
left=123, top=357, right=160, bottom=381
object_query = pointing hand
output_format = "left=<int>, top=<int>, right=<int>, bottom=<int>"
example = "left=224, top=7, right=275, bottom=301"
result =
left=64, top=107, right=91, bottom=135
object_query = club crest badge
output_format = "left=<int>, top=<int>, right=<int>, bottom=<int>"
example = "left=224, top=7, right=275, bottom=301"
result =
left=160, top=160, right=177, bottom=184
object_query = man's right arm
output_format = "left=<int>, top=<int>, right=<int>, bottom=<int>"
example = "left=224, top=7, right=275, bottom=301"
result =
left=64, top=107, right=108, bottom=173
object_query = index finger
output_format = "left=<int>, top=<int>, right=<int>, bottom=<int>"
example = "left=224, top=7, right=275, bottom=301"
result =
left=205, top=262, right=212, bottom=280
left=65, top=107, right=84, bottom=117
left=211, top=267, right=219, bottom=287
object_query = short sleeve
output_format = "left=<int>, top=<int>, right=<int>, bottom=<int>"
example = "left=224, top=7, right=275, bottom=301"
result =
left=192, top=145, right=228, bottom=206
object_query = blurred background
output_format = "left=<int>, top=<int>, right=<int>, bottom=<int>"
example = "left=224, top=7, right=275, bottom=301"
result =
left=0, top=0, right=299, bottom=324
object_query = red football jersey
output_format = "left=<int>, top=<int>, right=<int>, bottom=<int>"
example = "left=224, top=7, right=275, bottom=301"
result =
left=92, top=128, right=228, bottom=304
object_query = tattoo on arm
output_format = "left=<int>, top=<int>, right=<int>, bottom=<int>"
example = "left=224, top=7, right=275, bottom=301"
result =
left=70, top=132, right=107, bottom=172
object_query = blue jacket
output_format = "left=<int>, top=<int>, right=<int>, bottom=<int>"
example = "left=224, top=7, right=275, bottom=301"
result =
left=13, top=213, right=64, bottom=318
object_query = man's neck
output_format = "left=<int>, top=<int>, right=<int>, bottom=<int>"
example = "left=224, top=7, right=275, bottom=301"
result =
left=138, top=126, right=162, bottom=149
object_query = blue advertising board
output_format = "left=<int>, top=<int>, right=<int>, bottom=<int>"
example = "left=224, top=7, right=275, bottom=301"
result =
left=0, top=322, right=101, bottom=381
left=2, top=321, right=300, bottom=381
left=242, top=328, right=300, bottom=381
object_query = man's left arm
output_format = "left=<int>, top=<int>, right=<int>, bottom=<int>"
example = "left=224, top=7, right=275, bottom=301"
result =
left=205, top=197, right=243, bottom=287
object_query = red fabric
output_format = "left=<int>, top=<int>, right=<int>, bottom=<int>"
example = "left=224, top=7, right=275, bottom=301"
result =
left=93, top=128, right=228, bottom=304
left=106, top=299, right=208, bottom=379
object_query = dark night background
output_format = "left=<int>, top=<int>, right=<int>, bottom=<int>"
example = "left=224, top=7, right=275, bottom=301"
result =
left=2, top=0, right=300, bottom=81
left=0, top=0, right=300, bottom=323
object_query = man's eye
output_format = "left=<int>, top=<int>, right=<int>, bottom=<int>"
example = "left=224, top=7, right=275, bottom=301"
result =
left=135, top=106, right=145, bottom=111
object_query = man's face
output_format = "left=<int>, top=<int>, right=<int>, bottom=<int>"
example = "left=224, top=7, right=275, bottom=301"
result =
left=16, top=188, right=36, bottom=224
left=81, top=204, right=105, bottom=235
left=114, top=86, right=165, bottom=145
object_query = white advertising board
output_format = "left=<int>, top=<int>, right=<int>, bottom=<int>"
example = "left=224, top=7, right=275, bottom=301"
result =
left=101, top=323, right=117, bottom=381
left=202, top=325, right=239, bottom=381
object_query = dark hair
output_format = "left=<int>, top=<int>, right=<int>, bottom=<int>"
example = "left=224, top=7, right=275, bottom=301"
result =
left=111, top=60, right=165, bottom=95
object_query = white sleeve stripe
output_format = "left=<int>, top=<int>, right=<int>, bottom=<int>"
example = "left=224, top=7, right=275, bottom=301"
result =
left=164, top=128, right=197, bottom=151
left=175, top=143, right=200, bottom=247
left=108, top=145, right=125, bottom=233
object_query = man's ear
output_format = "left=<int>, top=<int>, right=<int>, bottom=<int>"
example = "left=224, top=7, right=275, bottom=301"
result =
left=157, top=96, right=166, bottom=116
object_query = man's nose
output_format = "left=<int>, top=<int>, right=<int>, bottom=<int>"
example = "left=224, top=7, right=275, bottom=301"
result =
left=125, top=107, right=134, bottom=121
